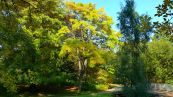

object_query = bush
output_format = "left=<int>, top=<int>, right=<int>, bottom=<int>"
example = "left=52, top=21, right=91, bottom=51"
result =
left=0, top=85, right=7, bottom=95
left=81, top=82, right=96, bottom=91
left=95, top=84, right=109, bottom=91
left=0, top=70, right=17, bottom=94
left=166, top=80, right=173, bottom=85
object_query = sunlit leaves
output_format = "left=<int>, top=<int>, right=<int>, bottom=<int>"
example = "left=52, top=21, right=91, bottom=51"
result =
left=0, top=0, right=120, bottom=93
left=0, top=0, right=65, bottom=89
left=59, top=38, right=105, bottom=67
left=154, top=0, right=173, bottom=41
left=64, top=1, right=118, bottom=48
left=145, top=38, right=173, bottom=82
left=0, top=70, right=17, bottom=93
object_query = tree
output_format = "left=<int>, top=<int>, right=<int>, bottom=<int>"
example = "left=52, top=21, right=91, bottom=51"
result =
left=148, top=0, right=173, bottom=84
left=0, top=0, right=120, bottom=93
left=16, top=0, right=65, bottom=85
left=0, top=0, right=36, bottom=93
left=116, top=0, right=152, bottom=96
left=145, top=38, right=173, bottom=83
left=59, top=38, right=105, bottom=91
left=0, top=0, right=65, bottom=91
left=154, top=0, right=173, bottom=41
left=58, top=2, right=120, bottom=91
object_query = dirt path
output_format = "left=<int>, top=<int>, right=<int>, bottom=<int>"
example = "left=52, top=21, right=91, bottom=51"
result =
left=153, top=91, right=173, bottom=97
left=99, top=87, right=173, bottom=97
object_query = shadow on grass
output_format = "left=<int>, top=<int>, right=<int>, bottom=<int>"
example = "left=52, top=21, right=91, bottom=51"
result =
left=17, top=90, right=112, bottom=97
left=14, top=85, right=112, bottom=97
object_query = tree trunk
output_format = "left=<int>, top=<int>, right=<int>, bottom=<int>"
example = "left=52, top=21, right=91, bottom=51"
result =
left=77, top=48, right=82, bottom=92
left=78, top=59, right=82, bottom=92
left=83, top=59, right=88, bottom=83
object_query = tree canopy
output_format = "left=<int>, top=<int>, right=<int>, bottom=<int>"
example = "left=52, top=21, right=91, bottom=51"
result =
left=0, top=0, right=173, bottom=96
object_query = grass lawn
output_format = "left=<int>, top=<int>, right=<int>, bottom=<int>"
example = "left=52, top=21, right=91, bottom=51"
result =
left=49, top=93, right=112, bottom=97
left=15, top=91, right=112, bottom=97
left=11, top=84, right=117, bottom=97
left=4, top=84, right=118, bottom=97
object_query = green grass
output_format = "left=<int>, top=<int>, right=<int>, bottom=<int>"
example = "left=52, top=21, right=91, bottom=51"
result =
left=13, top=91, right=112, bottom=97
left=2, top=84, right=117, bottom=97
left=45, top=93, right=112, bottom=97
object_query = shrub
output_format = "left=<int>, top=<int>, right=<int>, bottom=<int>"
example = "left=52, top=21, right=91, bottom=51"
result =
left=95, top=84, right=109, bottom=91
left=81, top=82, right=96, bottom=91
left=0, top=70, right=17, bottom=95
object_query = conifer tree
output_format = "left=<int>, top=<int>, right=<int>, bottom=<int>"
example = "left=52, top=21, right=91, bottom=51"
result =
left=117, top=0, right=152, bottom=96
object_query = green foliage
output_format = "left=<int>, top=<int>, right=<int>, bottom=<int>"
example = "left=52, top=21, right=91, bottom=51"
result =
left=59, top=38, right=105, bottom=66
left=64, top=2, right=120, bottom=48
left=0, top=0, right=120, bottom=93
left=58, top=2, right=120, bottom=91
left=81, top=82, right=96, bottom=91
left=96, top=69, right=113, bottom=84
left=145, top=38, right=173, bottom=83
left=0, top=0, right=65, bottom=93
left=154, top=0, right=173, bottom=41
left=95, top=84, right=109, bottom=91
left=166, top=80, right=173, bottom=85
left=0, top=70, right=17, bottom=94
left=116, top=0, right=152, bottom=96
left=1, top=0, right=172, bottom=95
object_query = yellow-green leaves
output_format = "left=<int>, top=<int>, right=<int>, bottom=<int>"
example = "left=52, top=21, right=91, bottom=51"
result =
left=58, top=1, right=121, bottom=71
left=70, top=19, right=96, bottom=34
left=0, top=0, right=121, bottom=91
left=59, top=38, right=105, bottom=67
left=63, top=1, right=120, bottom=50
left=57, top=26, right=70, bottom=38
left=106, top=32, right=122, bottom=48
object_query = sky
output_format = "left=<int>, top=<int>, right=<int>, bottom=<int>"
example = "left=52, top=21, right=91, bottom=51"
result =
left=73, top=0, right=164, bottom=30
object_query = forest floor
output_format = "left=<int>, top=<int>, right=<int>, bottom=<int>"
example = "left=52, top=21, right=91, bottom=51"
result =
left=13, top=84, right=173, bottom=97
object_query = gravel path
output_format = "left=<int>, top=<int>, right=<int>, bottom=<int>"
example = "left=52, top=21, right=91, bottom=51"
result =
left=99, top=86, right=173, bottom=97
left=152, top=91, right=173, bottom=97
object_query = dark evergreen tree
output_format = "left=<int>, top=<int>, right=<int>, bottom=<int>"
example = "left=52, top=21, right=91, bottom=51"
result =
left=116, top=0, right=152, bottom=96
